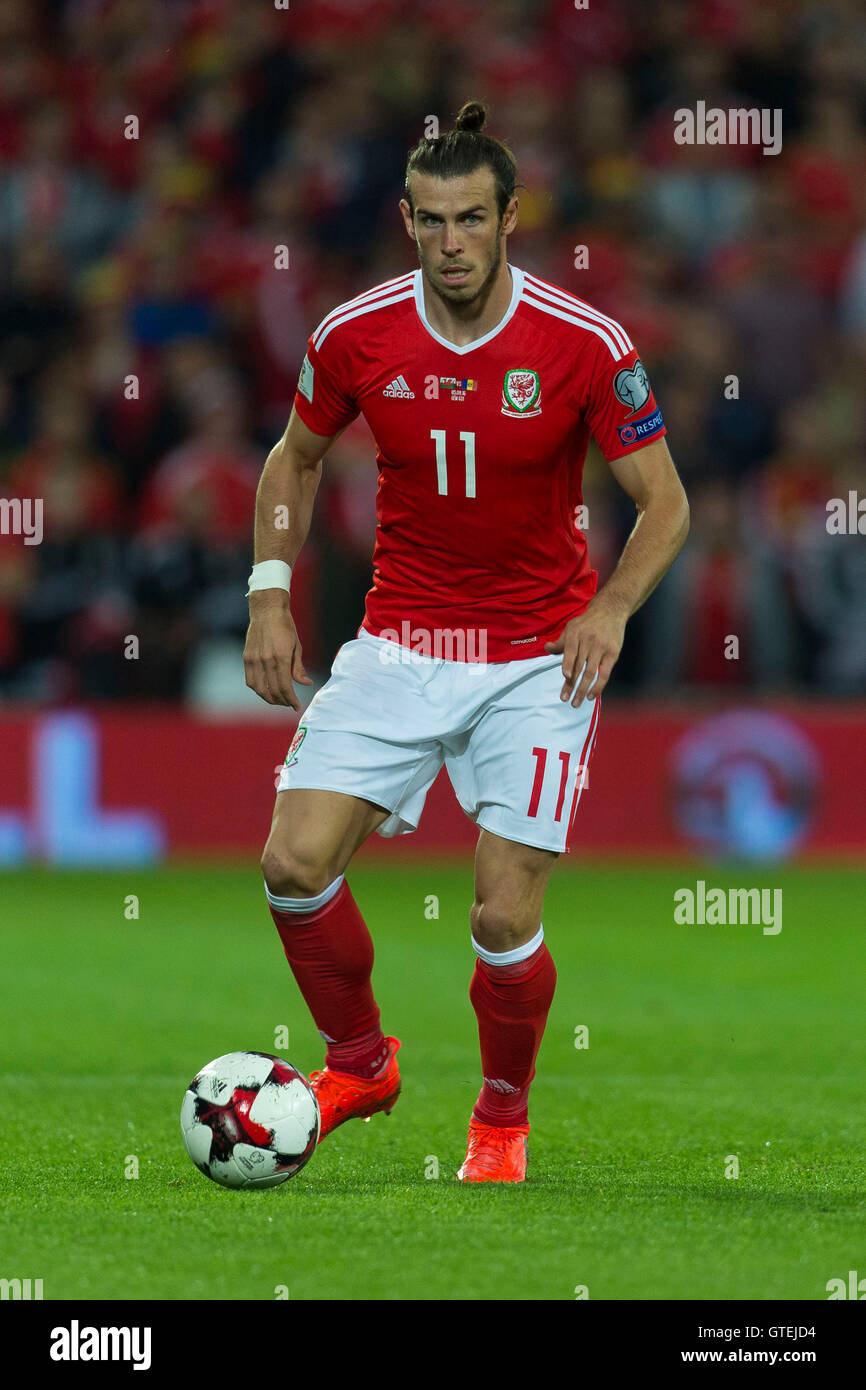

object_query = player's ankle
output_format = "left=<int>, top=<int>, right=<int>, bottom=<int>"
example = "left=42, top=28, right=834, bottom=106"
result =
left=325, top=1027, right=390, bottom=1079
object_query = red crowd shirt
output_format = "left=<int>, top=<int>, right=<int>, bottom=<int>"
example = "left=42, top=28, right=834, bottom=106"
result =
left=293, top=264, right=666, bottom=661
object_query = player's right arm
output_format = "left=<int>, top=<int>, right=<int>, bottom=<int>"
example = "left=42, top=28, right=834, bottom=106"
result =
left=243, top=409, right=343, bottom=710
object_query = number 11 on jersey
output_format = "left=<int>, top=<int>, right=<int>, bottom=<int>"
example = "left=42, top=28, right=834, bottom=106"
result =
left=430, top=430, right=476, bottom=498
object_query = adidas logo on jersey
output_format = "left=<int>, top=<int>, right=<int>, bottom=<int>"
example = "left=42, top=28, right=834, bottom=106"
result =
left=383, top=375, right=414, bottom=398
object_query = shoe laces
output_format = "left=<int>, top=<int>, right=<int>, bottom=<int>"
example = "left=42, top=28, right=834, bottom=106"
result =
left=470, top=1124, right=524, bottom=1168
left=308, top=1066, right=367, bottom=1112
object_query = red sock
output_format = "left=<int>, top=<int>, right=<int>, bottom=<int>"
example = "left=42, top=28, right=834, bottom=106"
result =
left=470, top=941, right=557, bottom=1127
left=269, top=880, right=388, bottom=1078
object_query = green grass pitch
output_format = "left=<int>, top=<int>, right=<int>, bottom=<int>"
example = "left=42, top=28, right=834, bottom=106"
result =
left=1, top=860, right=864, bottom=1301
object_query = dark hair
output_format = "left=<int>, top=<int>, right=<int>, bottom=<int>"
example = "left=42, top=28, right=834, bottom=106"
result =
left=404, top=101, right=518, bottom=218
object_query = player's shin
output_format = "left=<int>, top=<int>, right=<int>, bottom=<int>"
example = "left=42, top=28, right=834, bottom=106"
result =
left=266, top=877, right=388, bottom=1078
left=469, top=926, right=557, bottom=1127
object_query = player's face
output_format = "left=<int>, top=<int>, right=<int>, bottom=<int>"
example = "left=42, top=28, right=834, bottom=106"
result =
left=400, top=171, right=517, bottom=306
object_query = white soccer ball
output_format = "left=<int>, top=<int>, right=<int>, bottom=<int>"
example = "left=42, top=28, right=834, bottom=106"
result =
left=181, top=1051, right=320, bottom=1189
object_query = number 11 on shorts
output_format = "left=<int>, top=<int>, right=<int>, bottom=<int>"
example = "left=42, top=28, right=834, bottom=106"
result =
left=528, top=748, right=574, bottom=822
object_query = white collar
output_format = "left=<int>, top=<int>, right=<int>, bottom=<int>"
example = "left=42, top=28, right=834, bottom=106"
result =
left=413, top=264, right=524, bottom=355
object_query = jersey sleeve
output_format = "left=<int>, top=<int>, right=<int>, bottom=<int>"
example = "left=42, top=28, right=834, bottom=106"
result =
left=293, top=325, right=360, bottom=437
left=581, top=338, right=667, bottom=462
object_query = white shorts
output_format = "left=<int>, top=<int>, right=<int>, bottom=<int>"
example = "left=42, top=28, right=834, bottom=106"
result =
left=276, top=630, right=600, bottom=853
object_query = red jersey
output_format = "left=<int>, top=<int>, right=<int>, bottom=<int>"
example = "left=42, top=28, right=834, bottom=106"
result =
left=293, top=265, right=666, bottom=661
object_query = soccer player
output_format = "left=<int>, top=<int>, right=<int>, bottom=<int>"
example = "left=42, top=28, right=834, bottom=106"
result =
left=243, top=102, right=689, bottom=1182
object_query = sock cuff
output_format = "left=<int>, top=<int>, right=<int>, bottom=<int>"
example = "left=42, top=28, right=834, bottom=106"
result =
left=265, top=874, right=345, bottom=915
left=471, top=923, right=544, bottom=966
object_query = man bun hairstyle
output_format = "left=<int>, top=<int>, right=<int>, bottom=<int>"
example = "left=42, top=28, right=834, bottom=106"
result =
left=453, top=100, right=487, bottom=133
left=405, top=101, right=518, bottom=218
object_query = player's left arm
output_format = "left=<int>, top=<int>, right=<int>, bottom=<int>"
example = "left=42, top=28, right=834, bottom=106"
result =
left=545, top=437, right=689, bottom=706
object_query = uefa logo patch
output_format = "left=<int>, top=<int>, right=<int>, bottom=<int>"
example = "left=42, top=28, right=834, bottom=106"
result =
left=613, top=359, right=651, bottom=415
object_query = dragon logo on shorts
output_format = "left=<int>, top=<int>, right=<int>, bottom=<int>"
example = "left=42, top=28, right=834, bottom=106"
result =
left=501, top=368, right=542, bottom=417
left=285, top=725, right=307, bottom=768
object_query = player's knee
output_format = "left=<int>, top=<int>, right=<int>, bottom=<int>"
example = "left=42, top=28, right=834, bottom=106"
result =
left=261, top=842, right=334, bottom=900
left=470, top=897, right=537, bottom=953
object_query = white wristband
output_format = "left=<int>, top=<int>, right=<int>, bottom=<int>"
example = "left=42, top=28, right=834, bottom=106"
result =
left=247, top=560, right=292, bottom=596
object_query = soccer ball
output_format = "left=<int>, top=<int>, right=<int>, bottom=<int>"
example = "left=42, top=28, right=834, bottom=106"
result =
left=181, top=1051, right=320, bottom=1189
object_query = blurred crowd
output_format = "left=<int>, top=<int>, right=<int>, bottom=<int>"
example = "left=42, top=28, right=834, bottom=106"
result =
left=0, top=0, right=864, bottom=705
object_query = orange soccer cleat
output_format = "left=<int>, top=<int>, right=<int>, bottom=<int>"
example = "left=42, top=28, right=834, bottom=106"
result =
left=309, top=1036, right=402, bottom=1141
left=456, top=1117, right=530, bottom=1183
